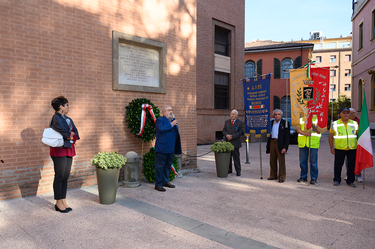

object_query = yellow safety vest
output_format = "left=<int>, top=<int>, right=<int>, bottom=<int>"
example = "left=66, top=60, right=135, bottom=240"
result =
left=332, top=119, right=358, bottom=150
left=298, top=117, right=321, bottom=149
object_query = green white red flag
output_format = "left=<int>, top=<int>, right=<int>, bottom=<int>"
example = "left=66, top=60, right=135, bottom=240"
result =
left=355, top=93, right=374, bottom=175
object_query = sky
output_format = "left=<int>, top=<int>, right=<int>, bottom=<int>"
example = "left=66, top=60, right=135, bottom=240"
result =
left=245, top=0, right=353, bottom=43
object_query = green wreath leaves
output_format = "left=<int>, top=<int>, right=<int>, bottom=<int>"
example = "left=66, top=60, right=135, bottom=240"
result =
left=142, top=147, right=178, bottom=183
left=125, top=98, right=161, bottom=142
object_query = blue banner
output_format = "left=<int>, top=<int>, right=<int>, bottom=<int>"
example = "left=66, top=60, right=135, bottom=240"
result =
left=242, top=75, right=271, bottom=137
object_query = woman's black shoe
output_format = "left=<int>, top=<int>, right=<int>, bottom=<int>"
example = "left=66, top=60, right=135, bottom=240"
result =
left=55, top=205, right=69, bottom=213
left=66, top=207, right=72, bottom=211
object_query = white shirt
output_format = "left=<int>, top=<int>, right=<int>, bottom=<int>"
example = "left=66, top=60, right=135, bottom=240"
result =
left=271, top=120, right=280, bottom=139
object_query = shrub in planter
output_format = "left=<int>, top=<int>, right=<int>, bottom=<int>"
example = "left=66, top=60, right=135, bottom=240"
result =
left=210, top=141, right=234, bottom=153
left=210, top=141, right=234, bottom=178
left=142, top=147, right=178, bottom=183
left=91, top=151, right=127, bottom=204
left=91, top=151, right=127, bottom=170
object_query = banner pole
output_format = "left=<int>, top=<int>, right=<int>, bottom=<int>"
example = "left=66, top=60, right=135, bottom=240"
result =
left=245, top=136, right=250, bottom=164
left=308, top=134, right=311, bottom=186
left=363, top=169, right=365, bottom=189
left=259, top=136, right=263, bottom=179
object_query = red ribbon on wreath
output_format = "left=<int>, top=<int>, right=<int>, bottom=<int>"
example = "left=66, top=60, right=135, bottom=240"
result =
left=136, top=104, right=156, bottom=136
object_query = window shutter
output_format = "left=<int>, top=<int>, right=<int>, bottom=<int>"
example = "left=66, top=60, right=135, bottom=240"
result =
left=294, top=56, right=301, bottom=69
left=257, top=59, right=262, bottom=76
left=274, top=58, right=280, bottom=79
left=273, top=96, right=280, bottom=110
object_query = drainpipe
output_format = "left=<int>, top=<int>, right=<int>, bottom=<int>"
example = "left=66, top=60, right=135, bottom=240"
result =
left=338, top=51, right=341, bottom=97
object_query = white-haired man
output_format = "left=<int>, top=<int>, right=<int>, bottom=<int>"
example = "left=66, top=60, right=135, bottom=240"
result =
left=223, top=109, right=244, bottom=176
left=266, top=109, right=290, bottom=183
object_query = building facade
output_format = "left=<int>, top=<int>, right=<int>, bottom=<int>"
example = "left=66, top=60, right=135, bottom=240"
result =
left=244, top=41, right=313, bottom=118
left=0, top=0, right=245, bottom=200
left=296, top=35, right=353, bottom=101
left=196, top=0, right=245, bottom=144
left=352, top=0, right=375, bottom=132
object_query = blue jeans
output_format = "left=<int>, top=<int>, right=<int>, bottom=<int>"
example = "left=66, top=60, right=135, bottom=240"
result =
left=299, top=147, right=318, bottom=180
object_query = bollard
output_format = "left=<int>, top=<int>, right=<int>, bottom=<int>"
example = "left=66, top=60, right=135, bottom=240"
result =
left=175, top=154, right=183, bottom=178
left=124, top=151, right=141, bottom=187
left=245, top=136, right=250, bottom=164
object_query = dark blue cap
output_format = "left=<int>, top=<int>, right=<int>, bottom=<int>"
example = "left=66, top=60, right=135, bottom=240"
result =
left=340, top=107, right=350, bottom=113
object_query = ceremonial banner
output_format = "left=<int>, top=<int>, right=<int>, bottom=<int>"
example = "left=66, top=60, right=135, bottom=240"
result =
left=290, top=67, right=329, bottom=131
left=242, top=75, right=271, bottom=137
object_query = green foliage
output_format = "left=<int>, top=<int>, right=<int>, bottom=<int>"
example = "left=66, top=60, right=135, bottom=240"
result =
left=142, top=147, right=178, bottom=183
left=125, top=98, right=161, bottom=142
left=91, top=151, right=127, bottom=170
left=210, top=141, right=234, bottom=153
left=328, top=94, right=352, bottom=121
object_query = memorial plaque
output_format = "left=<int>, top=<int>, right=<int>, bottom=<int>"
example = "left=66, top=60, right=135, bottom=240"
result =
left=119, top=44, right=159, bottom=88
left=112, top=31, right=167, bottom=93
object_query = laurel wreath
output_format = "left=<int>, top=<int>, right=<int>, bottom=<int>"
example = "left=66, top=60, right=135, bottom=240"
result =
left=125, top=98, right=161, bottom=142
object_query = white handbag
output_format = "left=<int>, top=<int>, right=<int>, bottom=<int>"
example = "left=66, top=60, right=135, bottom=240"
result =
left=42, top=128, right=64, bottom=147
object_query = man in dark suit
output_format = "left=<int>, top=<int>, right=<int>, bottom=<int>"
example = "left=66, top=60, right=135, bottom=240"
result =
left=223, top=109, right=244, bottom=176
left=154, top=105, right=181, bottom=192
left=266, top=109, right=290, bottom=183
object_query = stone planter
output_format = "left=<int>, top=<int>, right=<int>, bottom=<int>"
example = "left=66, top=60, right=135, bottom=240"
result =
left=96, top=167, right=120, bottom=204
left=214, top=152, right=231, bottom=178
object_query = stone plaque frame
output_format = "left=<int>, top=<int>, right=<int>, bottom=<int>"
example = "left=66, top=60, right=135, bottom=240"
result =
left=112, top=30, right=167, bottom=93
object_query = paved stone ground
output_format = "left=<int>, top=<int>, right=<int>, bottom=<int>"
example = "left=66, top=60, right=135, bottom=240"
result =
left=1, top=133, right=375, bottom=249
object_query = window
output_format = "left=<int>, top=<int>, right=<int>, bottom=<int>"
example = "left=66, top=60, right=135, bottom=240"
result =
left=274, top=58, right=281, bottom=79
left=314, top=44, right=323, bottom=50
left=371, top=74, right=375, bottom=109
left=257, top=59, right=262, bottom=76
left=358, top=79, right=363, bottom=110
left=345, top=84, right=351, bottom=91
left=338, top=42, right=351, bottom=48
left=330, top=70, right=336, bottom=77
left=214, top=72, right=229, bottom=109
left=244, top=60, right=255, bottom=78
left=330, top=84, right=336, bottom=91
left=345, top=69, right=351, bottom=76
left=294, top=56, right=301, bottom=69
left=316, top=56, right=322, bottom=63
left=359, top=22, right=364, bottom=50
left=273, top=96, right=280, bottom=110
left=345, top=54, right=351, bottom=62
left=330, top=55, right=336, bottom=63
left=281, top=58, right=293, bottom=78
left=372, top=10, right=375, bottom=40
left=280, top=96, right=291, bottom=118
left=324, top=43, right=337, bottom=49
left=215, top=27, right=230, bottom=56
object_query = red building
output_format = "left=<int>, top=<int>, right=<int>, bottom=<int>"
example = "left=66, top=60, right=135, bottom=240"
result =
left=244, top=41, right=314, bottom=118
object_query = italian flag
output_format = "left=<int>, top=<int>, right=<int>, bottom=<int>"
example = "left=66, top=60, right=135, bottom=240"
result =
left=355, top=93, right=374, bottom=175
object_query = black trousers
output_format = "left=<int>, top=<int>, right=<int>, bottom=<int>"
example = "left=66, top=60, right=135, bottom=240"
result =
left=228, top=148, right=241, bottom=174
left=51, top=156, right=72, bottom=200
left=334, top=149, right=356, bottom=184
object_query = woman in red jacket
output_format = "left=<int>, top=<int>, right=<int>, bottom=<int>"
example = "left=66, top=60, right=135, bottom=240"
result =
left=49, top=96, right=80, bottom=213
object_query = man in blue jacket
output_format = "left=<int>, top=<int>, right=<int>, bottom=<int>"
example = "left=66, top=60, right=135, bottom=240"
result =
left=154, top=105, right=181, bottom=192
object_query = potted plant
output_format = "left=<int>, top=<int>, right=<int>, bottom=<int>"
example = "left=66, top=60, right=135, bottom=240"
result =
left=211, top=141, right=234, bottom=178
left=91, top=151, right=127, bottom=204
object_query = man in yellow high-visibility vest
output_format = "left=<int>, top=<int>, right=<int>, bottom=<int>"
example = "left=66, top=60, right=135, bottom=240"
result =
left=328, top=107, right=358, bottom=188
left=296, top=116, right=321, bottom=185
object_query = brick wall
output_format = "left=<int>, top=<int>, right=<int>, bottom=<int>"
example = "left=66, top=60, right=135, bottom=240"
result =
left=196, top=0, right=245, bottom=144
left=0, top=0, right=197, bottom=200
